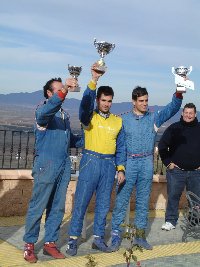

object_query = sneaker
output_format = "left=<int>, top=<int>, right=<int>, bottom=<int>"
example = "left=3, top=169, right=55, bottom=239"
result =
left=110, top=230, right=121, bottom=252
left=161, top=222, right=176, bottom=231
left=24, top=243, right=38, bottom=263
left=92, top=237, right=112, bottom=253
left=133, top=238, right=153, bottom=250
left=43, top=242, right=65, bottom=259
left=66, top=238, right=78, bottom=256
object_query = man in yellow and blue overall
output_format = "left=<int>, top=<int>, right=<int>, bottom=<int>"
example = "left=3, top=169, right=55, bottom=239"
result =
left=66, top=63, right=126, bottom=256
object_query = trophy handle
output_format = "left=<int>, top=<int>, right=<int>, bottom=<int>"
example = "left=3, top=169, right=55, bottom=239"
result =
left=172, top=67, right=176, bottom=75
left=187, top=66, right=192, bottom=75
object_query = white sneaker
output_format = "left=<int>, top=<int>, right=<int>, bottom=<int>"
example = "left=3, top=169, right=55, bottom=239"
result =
left=161, top=222, right=176, bottom=231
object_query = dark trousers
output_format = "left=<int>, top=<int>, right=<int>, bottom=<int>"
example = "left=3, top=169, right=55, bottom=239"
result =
left=165, top=167, right=200, bottom=226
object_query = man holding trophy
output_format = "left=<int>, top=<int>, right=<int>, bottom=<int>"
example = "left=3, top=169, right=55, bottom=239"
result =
left=23, top=76, right=82, bottom=263
left=109, top=66, right=194, bottom=251
left=66, top=40, right=126, bottom=256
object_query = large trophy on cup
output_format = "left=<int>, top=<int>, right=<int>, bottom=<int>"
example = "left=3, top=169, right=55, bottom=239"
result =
left=68, top=64, right=82, bottom=92
left=172, top=66, right=194, bottom=93
left=93, top=38, right=115, bottom=73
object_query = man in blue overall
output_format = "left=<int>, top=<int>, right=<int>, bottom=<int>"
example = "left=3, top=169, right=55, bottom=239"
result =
left=66, top=63, right=126, bottom=256
left=23, top=77, right=82, bottom=263
left=110, top=86, right=183, bottom=251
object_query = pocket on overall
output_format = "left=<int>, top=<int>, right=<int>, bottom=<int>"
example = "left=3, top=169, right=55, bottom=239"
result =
left=32, top=160, right=56, bottom=184
left=79, top=155, right=92, bottom=173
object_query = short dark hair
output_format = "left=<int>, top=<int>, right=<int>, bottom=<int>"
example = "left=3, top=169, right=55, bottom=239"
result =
left=43, top=77, right=62, bottom=99
left=96, top=86, right=114, bottom=99
left=132, top=86, right=148, bottom=100
left=183, top=103, right=196, bottom=113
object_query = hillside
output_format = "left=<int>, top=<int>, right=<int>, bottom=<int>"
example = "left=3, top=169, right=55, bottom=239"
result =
left=0, top=90, right=198, bottom=132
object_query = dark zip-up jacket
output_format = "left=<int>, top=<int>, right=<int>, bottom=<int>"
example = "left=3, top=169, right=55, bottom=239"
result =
left=158, top=117, right=200, bottom=170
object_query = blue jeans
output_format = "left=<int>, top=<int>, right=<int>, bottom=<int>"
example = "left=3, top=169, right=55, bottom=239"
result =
left=112, top=155, right=154, bottom=231
left=69, top=150, right=116, bottom=237
left=23, top=157, right=71, bottom=243
left=165, top=167, right=200, bottom=226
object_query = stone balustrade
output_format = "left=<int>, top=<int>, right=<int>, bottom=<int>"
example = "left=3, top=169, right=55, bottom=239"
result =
left=0, top=170, right=187, bottom=217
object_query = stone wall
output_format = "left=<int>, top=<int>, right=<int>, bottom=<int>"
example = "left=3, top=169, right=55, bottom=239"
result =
left=0, top=170, right=187, bottom=217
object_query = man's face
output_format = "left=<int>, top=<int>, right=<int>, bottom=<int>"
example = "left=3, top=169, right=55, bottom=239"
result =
left=96, top=94, right=113, bottom=113
left=182, top=108, right=196, bottom=123
left=133, top=94, right=148, bottom=114
left=47, top=81, right=63, bottom=98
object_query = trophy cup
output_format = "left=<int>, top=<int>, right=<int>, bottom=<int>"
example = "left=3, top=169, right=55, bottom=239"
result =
left=68, top=64, right=82, bottom=92
left=172, top=66, right=194, bottom=93
left=94, top=38, right=115, bottom=73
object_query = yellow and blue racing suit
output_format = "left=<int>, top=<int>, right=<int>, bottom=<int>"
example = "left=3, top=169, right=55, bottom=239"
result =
left=69, top=81, right=126, bottom=237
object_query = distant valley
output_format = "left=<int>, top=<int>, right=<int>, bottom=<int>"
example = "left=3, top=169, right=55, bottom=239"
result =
left=0, top=90, right=198, bottom=134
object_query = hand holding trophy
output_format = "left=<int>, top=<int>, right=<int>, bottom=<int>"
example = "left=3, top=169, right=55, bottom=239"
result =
left=93, top=38, right=115, bottom=73
left=67, top=64, right=82, bottom=92
left=172, top=66, right=194, bottom=93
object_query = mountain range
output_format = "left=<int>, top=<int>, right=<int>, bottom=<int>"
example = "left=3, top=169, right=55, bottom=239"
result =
left=0, top=90, right=199, bottom=132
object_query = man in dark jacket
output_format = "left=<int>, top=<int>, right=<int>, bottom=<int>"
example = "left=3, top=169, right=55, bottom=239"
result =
left=158, top=103, right=200, bottom=231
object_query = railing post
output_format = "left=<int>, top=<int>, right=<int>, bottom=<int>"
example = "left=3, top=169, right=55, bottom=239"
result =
left=25, top=132, right=30, bottom=169
left=1, top=130, right=7, bottom=168
left=17, top=131, right=22, bottom=169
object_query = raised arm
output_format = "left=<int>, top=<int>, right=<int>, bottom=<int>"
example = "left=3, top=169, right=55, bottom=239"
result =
left=154, top=93, right=183, bottom=128
left=36, top=77, right=77, bottom=126
left=79, top=63, right=105, bottom=126
left=36, top=94, right=63, bottom=126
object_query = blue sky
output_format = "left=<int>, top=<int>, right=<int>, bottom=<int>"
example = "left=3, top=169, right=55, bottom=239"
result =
left=0, top=0, right=200, bottom=107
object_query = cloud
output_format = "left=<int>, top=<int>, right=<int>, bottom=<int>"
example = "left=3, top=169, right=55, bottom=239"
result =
left=0, top=0, right=200, bottom=105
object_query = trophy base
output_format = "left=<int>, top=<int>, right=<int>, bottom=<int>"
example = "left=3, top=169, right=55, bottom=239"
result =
left=176, top=85, right=186, bottom=93
left=68, top=86, right=81, bottom=92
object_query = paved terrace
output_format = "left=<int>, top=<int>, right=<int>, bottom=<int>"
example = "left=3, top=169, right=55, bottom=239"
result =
left=0, top=211, right=200, bottom=267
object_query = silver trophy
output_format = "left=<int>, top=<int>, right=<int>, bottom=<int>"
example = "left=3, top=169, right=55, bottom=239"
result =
left=94, top=38, right=115, bottom=72
left=172, top=66, right=194, bottom=93
left=68, top=64, right=82, bottom=92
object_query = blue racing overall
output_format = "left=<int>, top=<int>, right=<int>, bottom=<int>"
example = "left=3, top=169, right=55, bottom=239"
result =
left=23, top=92, right=82, bottom=244
left=112, top=93, right=182, bottom=233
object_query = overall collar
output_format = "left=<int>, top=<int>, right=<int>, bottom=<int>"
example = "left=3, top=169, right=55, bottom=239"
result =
left=95, top=108, right=110, bottom=119
left=132, top=109, right=149, bottom=119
